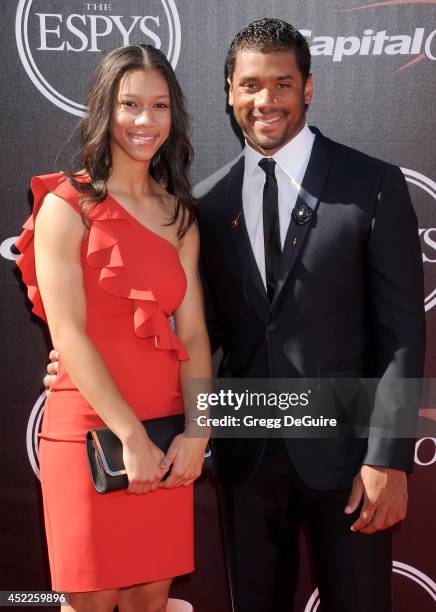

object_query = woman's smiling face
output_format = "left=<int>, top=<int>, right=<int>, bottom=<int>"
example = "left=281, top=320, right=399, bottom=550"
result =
left=111, top=68, right=172, bottom=163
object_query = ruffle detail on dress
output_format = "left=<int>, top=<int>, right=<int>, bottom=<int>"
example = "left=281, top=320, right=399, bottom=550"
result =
left=85, top=204, right=189, bottom=361
left=15, top=173, right=189, bottom=361
left=16, top=173, right=79, bottom=322
left=16, top=210, right=46, bottom=321
left=132, top=299, right=189, bottom=359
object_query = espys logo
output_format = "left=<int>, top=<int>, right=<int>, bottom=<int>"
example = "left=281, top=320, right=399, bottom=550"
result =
left=304, top=562, right=436, bottom=611
left=0, top=237, right=19, bottom=261
left=300, top=0, right=436, bottom=72
left=15, top=0, right=181, bottom=116
left=415, top=437, right=436, bottom=466
left=402, top=168, right=436, bottom=312
left=26, top=390, right=46, bottom=479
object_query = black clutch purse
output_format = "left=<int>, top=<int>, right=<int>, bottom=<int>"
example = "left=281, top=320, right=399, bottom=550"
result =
left=86, top=413, right=185, bottom=494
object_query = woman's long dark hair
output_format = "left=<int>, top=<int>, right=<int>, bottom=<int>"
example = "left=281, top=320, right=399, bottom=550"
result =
left=68, top=44, right=195, bottom=238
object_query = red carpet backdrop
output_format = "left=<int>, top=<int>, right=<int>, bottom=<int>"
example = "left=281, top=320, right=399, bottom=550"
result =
left=1, top=1, right=435, bottom=611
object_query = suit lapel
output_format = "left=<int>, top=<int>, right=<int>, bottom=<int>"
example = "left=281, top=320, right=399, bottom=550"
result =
left=271, top=131, right=332, bottom=309
left=225, top=156, right=269, bottom=306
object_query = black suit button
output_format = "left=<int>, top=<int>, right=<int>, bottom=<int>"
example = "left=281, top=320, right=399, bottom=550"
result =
left=267, top=322, right=277, bottom=333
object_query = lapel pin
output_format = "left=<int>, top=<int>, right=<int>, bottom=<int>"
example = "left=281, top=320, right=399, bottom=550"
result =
left=292, top=203, right=313, bottom=226
left=232, top=212, right=242, bottom=228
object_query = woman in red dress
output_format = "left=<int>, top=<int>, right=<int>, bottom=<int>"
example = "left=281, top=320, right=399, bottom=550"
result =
left=16, top=44, right=211, bottom=611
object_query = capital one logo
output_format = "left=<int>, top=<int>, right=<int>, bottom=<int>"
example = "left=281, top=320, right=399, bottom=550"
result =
left=300, top=0, right=436, bottom=73
left=301, top=27, right=436, bottom=66
left=15, top=0, right=181, bottom=116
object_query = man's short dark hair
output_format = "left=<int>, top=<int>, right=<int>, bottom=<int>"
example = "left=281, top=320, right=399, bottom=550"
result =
left=226, top=18, right=311, bottom=83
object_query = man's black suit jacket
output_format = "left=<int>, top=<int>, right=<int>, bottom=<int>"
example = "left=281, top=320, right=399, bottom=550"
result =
left=196, top=127, right=426, bottom=490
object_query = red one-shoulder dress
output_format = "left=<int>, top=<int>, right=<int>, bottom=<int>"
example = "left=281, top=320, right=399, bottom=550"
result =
left=16, top=173, right=194, bottom=592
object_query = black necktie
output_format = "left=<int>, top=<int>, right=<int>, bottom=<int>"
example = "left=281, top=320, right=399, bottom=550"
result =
left=259, top=158, right=281, bottom=301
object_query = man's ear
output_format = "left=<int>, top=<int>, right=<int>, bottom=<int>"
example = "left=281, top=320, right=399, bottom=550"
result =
left=227, top=77, right=234, bottom=106
left=304, top=73, right=313, bottom=106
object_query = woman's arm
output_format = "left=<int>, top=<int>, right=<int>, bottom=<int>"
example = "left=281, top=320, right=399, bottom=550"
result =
left=177, top=223, right=213, bottom=425
left=34, top=193, right=166, bottom=494
left=160, top=222, right=213, bottom=488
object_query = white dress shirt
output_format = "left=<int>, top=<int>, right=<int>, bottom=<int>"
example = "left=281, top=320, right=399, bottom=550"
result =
left=242, top=123, right=315, bottom=286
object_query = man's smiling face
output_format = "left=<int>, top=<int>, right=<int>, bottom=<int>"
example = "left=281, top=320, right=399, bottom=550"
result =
left=228, top=49, right=313, bottom=155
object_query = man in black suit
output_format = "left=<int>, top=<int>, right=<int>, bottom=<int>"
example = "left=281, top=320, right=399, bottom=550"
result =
left=195, top=18, right=425, bottom=612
